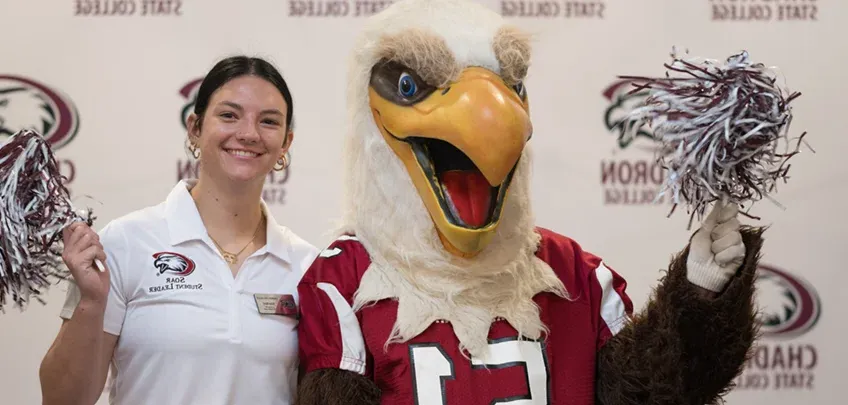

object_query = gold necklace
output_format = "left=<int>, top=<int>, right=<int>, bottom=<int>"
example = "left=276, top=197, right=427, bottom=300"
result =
left=209, top=213, right=265, bottom=265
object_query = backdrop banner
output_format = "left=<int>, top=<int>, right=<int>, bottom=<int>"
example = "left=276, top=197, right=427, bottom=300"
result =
left=0, top=0, right=842, bottom=404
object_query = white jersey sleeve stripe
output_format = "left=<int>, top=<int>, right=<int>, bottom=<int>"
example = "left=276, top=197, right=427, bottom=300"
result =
left=595, top=263, right=628, bottom=335
left=319, top=247, right=342, bottom=258
left=316, top=282, right=367, bottom=375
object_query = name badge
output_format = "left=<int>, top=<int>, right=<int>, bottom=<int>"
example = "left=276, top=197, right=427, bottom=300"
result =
left=254, top=294, right=298, bottom=318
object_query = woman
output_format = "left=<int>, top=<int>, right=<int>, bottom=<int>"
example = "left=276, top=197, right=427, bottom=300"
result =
left=38, top=55, right=319, bottom=405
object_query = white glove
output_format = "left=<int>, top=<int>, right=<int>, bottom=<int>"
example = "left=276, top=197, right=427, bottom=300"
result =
left=686, top=199, right=747, bottom=292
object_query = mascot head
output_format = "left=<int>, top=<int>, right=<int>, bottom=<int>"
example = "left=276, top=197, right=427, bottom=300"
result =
left=340, top=0, right=567, bottom=359
left=364, top=16, right=530, bottom=259
left=342, top=0, right=535, bottom=258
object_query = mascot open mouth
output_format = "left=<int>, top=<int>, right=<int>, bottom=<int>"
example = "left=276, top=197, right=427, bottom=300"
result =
left=403, top=134, right=515, bottom=229
left=368, top=59, right=530, bottom=256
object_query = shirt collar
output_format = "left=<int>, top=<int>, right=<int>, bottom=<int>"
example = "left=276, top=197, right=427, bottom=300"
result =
left=164, top=179, right=291, bottom=263
left=257, top=199, right=291, bottom=263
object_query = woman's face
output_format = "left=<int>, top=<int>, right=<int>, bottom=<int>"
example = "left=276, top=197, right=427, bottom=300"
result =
left=189, top=75, right=292, bottom=185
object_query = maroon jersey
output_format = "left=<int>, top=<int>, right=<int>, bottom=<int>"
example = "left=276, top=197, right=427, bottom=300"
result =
left=297, top=228, right=633, bottom=405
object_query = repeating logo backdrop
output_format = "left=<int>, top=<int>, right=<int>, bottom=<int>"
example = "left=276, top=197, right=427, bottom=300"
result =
left=0, top=0, right=843, bottom=404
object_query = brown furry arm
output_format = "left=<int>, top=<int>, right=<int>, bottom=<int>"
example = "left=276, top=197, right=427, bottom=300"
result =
left=595, top=226, right=765, bottom=405
left=295, top=369, right=381, bottom=405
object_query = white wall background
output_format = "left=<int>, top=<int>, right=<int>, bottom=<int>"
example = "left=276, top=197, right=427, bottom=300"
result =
left=0, top=0, right=844, bottom=403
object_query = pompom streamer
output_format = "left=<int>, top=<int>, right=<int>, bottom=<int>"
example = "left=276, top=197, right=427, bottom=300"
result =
left=618, top=48, right=812, bottom=228
left=0, top=129, right=95, bottom=313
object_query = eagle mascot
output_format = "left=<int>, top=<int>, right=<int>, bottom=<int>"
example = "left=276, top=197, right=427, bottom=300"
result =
left=294, top=0, right=763, bottom=403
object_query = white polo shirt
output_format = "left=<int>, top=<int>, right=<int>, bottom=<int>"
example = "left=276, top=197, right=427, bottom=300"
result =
left=60, top=180, right=319, bottom=405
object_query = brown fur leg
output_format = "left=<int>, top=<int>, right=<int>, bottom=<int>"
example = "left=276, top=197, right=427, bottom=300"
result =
left=595, top=226, right=765, bottom=405
left=295, top=369, right=381, bottom=405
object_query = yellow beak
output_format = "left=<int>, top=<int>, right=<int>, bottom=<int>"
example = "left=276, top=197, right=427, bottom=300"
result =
left=369, top=67, right=531, bottom=257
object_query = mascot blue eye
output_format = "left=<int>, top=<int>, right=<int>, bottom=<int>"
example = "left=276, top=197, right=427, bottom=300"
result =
left=398, top=73, right=417, bottom=98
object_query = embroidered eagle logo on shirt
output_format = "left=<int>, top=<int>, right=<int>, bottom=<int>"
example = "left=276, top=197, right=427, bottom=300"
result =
left=153, top=252, right=196, bottom=276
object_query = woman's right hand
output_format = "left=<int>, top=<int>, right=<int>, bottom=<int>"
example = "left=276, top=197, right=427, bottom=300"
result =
left=62, top=222, right=110, bottom=303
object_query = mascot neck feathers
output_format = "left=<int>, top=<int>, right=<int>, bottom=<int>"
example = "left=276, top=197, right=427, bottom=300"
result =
left=336, top=0, right=568, bottom=358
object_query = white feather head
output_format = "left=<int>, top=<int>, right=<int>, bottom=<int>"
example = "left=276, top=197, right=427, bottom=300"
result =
left=339, top=0, right=547, bottom=285
left=337, top=0, right=567, bottom=359
left=339, top=0, right=539, bottom=265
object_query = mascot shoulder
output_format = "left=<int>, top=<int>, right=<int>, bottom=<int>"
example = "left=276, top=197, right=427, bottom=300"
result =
left=299, top=234, right=371, bottom=291
left=533, top=226, right=615, bottom=299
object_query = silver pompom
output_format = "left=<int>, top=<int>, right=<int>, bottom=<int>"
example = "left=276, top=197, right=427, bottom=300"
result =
left=618, top=48, right=812, bottom=228
left=0, top=130, right=95, bottom=312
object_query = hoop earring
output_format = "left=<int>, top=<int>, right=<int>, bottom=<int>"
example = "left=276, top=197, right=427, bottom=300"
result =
left=189, top=141, right=200, bottom=159
left=273, top=154, right=289, bottom=171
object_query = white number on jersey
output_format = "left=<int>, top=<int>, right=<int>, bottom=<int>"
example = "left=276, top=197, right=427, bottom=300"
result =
left=409, top=337, right=549, bottom=404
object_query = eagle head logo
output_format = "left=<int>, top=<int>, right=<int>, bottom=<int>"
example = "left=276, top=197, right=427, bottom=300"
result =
left=0, top=75, right=80, bottom=149
left=754, top=264, right=821, bottom=339
left=179, top=78, right=203, bottom=130
left=601, top=79, right=662, bottom=152
left=153, top=252, right=196, bottom=276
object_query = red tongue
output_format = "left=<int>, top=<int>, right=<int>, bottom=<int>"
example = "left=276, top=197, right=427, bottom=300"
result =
left=438, top=170, right=492, bottom=227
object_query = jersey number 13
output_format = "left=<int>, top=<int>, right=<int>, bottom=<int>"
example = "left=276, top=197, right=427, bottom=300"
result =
left=409, top=337, right=550, bottom=404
